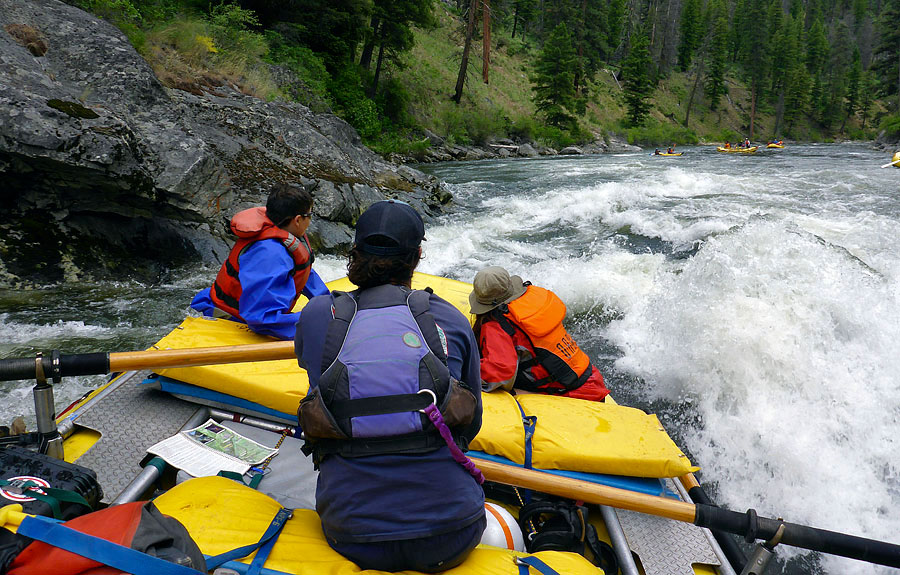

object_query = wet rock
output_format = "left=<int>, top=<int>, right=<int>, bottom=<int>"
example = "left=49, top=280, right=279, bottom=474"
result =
left=517, top=143, right=539, bottom=157
left=0, top=0, right=449, bottom=286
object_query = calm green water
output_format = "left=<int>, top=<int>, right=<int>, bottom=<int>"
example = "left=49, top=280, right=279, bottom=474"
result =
left=2, top=143, right=898, bottom=574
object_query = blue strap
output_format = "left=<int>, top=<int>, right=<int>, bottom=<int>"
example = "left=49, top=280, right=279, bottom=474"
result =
left=513, top=397, right=537, bottom=504
left=15, top=515, right=203, bottom=575
left=516, top=556, right=562, bottom=575
left=513, top=397, right=537, bottom=470
left=205, top=507, right=291, bottom=570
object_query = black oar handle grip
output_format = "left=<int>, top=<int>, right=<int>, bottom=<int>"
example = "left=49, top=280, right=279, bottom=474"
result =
left=696, top=504, right=900, bottom=568
left=0, top=353, right=109, bottom=382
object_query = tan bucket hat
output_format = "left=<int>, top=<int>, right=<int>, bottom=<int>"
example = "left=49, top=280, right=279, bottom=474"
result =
left=469, top=266, right=527, bottom=315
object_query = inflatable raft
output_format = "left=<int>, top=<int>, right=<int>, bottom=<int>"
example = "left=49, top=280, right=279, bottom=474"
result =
left=2, top=272, right=736, bottom=575
left=716, top=146, right=757, bottom=153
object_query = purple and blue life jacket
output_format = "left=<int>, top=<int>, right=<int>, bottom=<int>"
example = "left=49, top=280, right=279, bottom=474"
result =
left=298, top=284, right=476, bottom=465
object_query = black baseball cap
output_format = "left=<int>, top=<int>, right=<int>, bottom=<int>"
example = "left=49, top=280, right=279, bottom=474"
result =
left=354, top=200, right=425, bottom=256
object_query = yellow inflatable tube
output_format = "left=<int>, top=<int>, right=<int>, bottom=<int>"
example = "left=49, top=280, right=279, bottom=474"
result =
left=154, top=476, right=603, bottom=575
left=152, top=273, right=697, bottom=478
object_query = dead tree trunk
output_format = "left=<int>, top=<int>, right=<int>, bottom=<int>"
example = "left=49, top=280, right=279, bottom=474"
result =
left=453, top=0, right=478, bottom=102
left=483, top=0, right=490, bottom=84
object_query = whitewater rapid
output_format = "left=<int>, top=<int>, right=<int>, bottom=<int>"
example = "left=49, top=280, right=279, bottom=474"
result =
left=1, top=143, right=897, bottom=574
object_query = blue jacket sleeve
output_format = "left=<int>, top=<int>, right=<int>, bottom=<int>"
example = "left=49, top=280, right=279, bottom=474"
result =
left=237, top=240, right=303, bottom=340
left=302, top=268, right=330, bottom=298
left=189, top=287, right=215, bottom=316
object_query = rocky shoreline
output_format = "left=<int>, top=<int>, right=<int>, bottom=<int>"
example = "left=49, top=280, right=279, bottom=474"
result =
left=396, top=132, right=642, bottom=164
left=0, top=0, right=649, bottom=289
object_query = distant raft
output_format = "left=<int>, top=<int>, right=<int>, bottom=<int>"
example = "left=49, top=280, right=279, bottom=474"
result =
left=716, top=146, right=758, bottom=153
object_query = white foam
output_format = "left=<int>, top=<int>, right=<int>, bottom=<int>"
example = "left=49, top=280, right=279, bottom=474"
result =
left=606, top=221, right=900, bottom=572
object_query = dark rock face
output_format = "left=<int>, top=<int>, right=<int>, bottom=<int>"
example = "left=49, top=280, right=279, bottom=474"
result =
left=0, top=0, right=448, bottom=287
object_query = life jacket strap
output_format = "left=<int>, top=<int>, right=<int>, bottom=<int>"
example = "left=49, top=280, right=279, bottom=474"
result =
left=309, top=431, right=450, bottom=460
left=0, top=479, right=92, bottom=520
left=205, top=507, right=291, bottom=572
left=329, top=392, right=435, bottom=419
left=515, top=556, right=562, bottom=575
left=15, top=514, right=203, bottom=575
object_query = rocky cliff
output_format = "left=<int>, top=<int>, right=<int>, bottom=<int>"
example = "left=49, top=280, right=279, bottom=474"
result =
left=0, top=0, right=450, bottom=287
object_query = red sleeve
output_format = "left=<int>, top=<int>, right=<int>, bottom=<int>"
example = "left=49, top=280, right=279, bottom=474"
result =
left=478, top=320, right=519, bottom=391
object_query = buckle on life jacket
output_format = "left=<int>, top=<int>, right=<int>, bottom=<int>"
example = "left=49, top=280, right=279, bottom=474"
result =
left=417, top=388, right=437, bottom=413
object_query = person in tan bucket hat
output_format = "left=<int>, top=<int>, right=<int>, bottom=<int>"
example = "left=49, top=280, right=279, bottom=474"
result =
left=469, top=266, right=609, bottom=402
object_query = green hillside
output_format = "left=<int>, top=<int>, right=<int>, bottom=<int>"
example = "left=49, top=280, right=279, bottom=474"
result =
left=67, top=0, right=900, bottom=151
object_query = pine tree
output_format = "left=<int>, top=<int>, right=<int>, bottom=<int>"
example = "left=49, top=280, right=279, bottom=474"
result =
left=741, top=0, right=770, bottom=138
left=622, top=32, right=654, bottom=126
left=842, top=48, right=862, bottom=131
left=677, top=0, right=702, bottom=71
left=704, top=0, right=729, bottom=110
left=873, top=0, right=900, bottom=112
left=531, top=22, right=579, bottom=127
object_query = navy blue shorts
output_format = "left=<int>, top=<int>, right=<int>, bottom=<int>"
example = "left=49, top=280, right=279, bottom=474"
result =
left=329, top=515, right=487, bottom=573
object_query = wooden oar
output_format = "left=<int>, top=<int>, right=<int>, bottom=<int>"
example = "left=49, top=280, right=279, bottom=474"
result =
left=0, top=342, right=296, bottom=382
left=472, top=457, right=900, bottom=569
left=879, top=159, right=900, bottom=168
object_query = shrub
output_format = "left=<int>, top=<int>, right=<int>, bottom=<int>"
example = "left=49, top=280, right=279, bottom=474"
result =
left=623, top=119, right=699, bottom=146
left=880, top=115, right=900, bottom=139
left=376, top=77, right=412, bottom=127
left=533, top=124, right=576, bottom=149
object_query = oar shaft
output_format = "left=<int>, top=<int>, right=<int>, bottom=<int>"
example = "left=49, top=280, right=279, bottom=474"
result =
left=696, top=505, right=900, bottom=568
left=476, top=458, right=900, bottom=569
left=474, top=458, right=697, bottom=523
left=0, top=343, right=297, bottom=382
left=108, top=342, right=295, bottom=371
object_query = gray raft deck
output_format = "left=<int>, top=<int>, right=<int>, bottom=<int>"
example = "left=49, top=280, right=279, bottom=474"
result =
left=65, top=370, right=732, bottom=575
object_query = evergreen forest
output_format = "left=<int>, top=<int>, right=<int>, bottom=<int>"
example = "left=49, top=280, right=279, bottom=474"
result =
left=70, top=0, right=900, bottom=152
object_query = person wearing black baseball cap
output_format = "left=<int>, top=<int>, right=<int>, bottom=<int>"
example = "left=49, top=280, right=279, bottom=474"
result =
left=295, top=200, right=486, bottom=572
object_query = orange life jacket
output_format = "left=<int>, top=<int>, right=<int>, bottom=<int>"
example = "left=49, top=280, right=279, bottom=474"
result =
left=210, top=207, right=313, bottom=320
left=497, top=284, right=593, bottom=392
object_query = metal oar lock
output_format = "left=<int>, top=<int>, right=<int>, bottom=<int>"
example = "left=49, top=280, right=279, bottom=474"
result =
left=31, top=351, right=65, bottom=460
left=740, top=514, right=785, bottom=575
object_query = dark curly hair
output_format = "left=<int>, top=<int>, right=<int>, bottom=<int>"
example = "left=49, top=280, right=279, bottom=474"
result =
left=347, top=240, right=421, bottom=289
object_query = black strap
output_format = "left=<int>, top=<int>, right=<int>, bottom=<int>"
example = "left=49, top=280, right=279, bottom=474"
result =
left=310, top=430, right=448, bottom=464
left=585, top=523, right=619, bottom=575
left=212, top=280, right=241, bottom=312
left=329, top=392, right=433, bottom=419
left=408, top=289, right=448, bottom=363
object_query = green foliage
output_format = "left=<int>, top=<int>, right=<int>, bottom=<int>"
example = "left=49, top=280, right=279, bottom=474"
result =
left=328, top=67, right=382, bottom=139
left=531, top=23, right=578, bottom=128
left=677, top=0, right=702, bottom=71
left=880, top=114, right=900, bottom=138
left=265, top=29, right=331, bottom=108
left=208, top=3, right=266, bottom=55
left=622, top=32, right=653, bottom=126
left=533, top=124, right=576, bottom=149
left=623, top=119, right=699, bottom=145
left=375, top=77, right=412, bottom=127
left=75, top=0, right=141, bottom=22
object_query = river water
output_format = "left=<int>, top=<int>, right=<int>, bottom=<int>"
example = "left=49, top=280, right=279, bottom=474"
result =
left=1, top=143, right=898, bottom=574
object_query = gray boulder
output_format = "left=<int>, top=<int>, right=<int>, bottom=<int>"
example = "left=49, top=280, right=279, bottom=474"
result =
left=0, top=0, right=449, bottom=286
